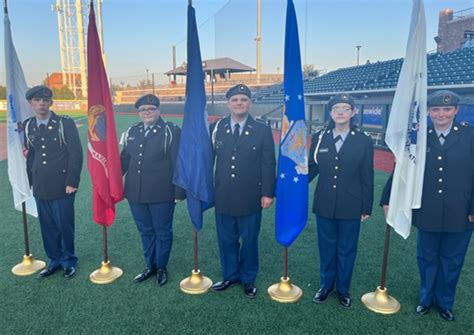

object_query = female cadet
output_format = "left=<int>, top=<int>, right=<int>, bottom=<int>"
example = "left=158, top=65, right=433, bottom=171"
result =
left=309, top=93, right=374, bottom=309
left=381, top=90, right=474, bottom=321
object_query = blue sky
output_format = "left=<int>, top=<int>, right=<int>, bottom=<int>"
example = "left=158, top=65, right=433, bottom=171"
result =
left=1, top=0, right=473, bottom=86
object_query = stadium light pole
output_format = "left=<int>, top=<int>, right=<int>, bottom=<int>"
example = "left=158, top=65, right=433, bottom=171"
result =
left=356, top=45, right=362, bottom=66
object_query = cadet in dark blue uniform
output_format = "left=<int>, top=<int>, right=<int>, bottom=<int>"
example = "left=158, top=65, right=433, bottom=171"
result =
left=23, top=86, right=83, bottom=279
left=381, top=90, right=474, bottom=321
left=309, top=93, right=374, bottom=308
left=209, top=84, right=276, bottom=298
left=120, top=94, right=185, bottom=286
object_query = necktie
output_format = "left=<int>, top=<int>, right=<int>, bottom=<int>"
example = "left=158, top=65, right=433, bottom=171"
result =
left=334, top=135, right=343, bottom=153
left=233, top=123, right=240, bottom=144
left=144, top=126, right=150, bottom=137
left=439, top=133, right=446, bottom=146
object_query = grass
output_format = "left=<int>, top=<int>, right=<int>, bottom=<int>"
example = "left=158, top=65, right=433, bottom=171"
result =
left=0, top=114, right=473, bottom=334
left=0, top=110, right=86, bottom=123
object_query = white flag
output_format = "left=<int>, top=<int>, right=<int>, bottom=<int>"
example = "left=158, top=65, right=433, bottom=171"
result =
left=385, top=0, right=427, bottom=239
left=4, top=10, right=37, bottom=217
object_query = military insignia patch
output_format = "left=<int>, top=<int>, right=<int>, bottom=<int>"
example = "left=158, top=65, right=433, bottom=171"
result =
left=443, top=95, right=451, bottom=104
left=88, top=104, right=106, bottom=142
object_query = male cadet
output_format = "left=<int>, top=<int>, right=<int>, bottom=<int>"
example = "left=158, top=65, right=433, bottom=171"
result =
left=209, top=84, right=276, bottom=298
left=23, top=85, right=83, bottom=279
left=381, top=90, right=474, bottom=321
left=120, top=94, right=185, bottom=286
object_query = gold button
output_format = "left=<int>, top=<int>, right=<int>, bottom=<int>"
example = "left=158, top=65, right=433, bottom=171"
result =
left=335, top=166, right=339, bottom=170
left=231, top=165, right=235, bottom=169
left=334, top=175, right=337, bottom=179
left=437, top=156, right=442, bottom=160
left=438, top=190, right=442, bottom=194
left=231, top=156, right=235, bottom=160
left=231, top=174, right=235, bottom=178
left=42, top=153, right=46, bottom=157
left=41, top=145, right=46, bottom=149
left=333, top=185, right=337, bottom=188
left=138, top=170, right=141, bottom=173
left=438, top=178, right=443, bottom=182
left=439, top=167, right=443, bottom=172
left=335, top=157, right=338, bottom=160
left=138, top=161, right=141, bottom=165
left=139, top=144, right=143, bottom=148
left=139, top=153, right=142, bottom=156
left=41, top=138, right=45, bottom=141
left=42, top=161, right=47, bottom=165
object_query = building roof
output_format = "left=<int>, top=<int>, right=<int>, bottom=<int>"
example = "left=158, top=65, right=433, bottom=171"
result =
left=165, top=57, right=255, bottom=76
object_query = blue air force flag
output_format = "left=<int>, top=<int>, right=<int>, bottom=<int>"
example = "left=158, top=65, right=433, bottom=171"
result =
left=385, top=0, right=427, bottom=239
left=275, top=0, right=308, bottom=247
left=4, top=10, right=37, bottom=217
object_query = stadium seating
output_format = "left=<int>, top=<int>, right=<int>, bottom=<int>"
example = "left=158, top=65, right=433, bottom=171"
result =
left=252, top=46, right=474, bottom=104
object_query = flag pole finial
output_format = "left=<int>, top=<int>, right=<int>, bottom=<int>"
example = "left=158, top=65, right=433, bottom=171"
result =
left=4, top=0, right=8, bottom=14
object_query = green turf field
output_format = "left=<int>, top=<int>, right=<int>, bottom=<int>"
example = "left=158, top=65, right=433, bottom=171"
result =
left=1, top=114, right=473, bottom=334
left=0, top=110, right=86, bottom=123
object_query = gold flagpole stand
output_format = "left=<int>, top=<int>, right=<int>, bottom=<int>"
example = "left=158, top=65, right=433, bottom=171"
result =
left=12, top=203, right=46, bottom=276
left=90, top=227, right=123, bottom=284
left=268, top=247, right=302, bottom=303
left=361, top=224, right=400, bottom=314
left=180, top=229, right=212, bottom=294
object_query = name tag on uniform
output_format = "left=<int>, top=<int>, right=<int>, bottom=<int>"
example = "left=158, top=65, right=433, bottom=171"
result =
left=128, top=137, right=135, bottom=141
left=319, top=148, right=329, bottom=153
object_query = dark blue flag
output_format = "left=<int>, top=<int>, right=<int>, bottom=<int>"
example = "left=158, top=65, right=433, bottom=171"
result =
left=173, top=4, right=214, bottom=231
left=275, top=0, right=308, bottom=247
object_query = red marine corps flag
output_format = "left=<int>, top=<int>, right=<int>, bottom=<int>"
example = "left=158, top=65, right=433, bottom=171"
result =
left=87, top=1, right=123, bottom=226
left=86, top=0, right=123, bottom=284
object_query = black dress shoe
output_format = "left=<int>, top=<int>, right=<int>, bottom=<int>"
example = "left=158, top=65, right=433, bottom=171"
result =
left=439, top=309, right=454, bottom=321
left=312, top=288, right=333, bottom=303
left=210, top=280, right=239, bottom=292
left=338, top=293, right=352, bottom=309
left=415, top=304, right=430, bottom=315
left=39, top=267, right=59, bottom=278
left=156, top=268, right=168, bottom=287
left=133, top=268, right=156, bottom=283
left=63, top=267, right=76, bottom=280
left=244, top=283, right=257, bottom=299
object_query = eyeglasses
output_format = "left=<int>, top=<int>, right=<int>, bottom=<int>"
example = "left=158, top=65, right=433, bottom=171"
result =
left=331, top=107, right=352, bottom=113
left=32, top=98, right=51, bottom=103
left=138, top=107, right=157, bottom=114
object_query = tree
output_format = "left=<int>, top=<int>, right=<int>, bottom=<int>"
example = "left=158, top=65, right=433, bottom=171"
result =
left=51, top=86, right=75, bottom=99
left=303, top=64, right=319, bottom=77
left=0, top=85, right=6, bottom=99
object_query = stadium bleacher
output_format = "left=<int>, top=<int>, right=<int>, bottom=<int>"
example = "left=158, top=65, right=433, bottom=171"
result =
left=252, top=46, right=474, bottom=104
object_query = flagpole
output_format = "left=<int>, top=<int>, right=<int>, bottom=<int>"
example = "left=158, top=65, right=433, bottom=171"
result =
left=193, top=229, right=198, bottom=272
left=11, top=203, right=46, bottom=275
left=268, top=246, right=302, bottom=303
left=6, top=0, right=45, bottom=276
left=361, top=224, right=400, bottom=314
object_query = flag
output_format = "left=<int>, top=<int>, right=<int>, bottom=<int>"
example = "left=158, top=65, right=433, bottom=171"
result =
left=173, top=3, right=213, bottom=231
left=275, top=0, right=308, bottom=247
left=4, top=7, right=37, bottom=217
left=385, top=0, right=427, bottom=239
left=87, top=1, right=123, bottom=226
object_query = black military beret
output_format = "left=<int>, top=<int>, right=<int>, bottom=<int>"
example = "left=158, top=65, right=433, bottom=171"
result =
left=135, top=94, right=160, bottom=109
left=328, top=93, right=355, bottom=110
left=226, top=84, right=251, bottom=99
left=25, top=85, right=53, bottom=100
left=427, top=90, right=461, bottom=107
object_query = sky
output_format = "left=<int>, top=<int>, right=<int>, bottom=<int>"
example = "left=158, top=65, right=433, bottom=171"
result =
left=1, top=0, right=473, bottom=86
